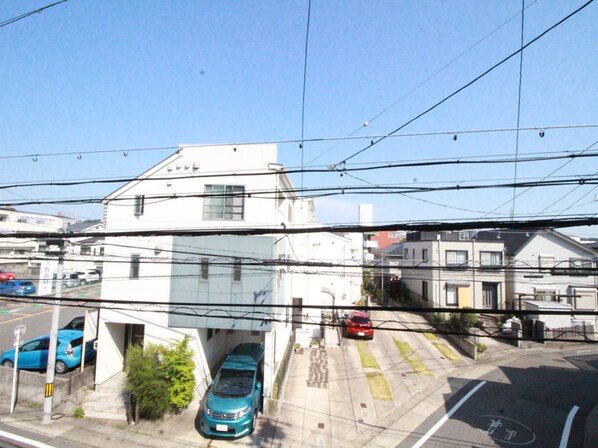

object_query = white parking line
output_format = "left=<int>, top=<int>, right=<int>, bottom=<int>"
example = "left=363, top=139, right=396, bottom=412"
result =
left=412, top=380, right=487, bottom=448
left=0, top=429, right=55, bottom=448
left=559, top=405, right=579, bottom=448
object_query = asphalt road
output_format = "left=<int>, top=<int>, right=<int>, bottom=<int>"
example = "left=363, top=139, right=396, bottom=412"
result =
left=398, top=345, right=598, bottom=447
left=0, top=283, right=101, bottom=377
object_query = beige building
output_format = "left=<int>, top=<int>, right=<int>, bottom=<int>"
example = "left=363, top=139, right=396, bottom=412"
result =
left=399, top=231, right=506, bottom=310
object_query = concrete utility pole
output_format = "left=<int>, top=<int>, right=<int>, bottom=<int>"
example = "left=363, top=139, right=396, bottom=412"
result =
left=42, top=238, right=65, bottom=424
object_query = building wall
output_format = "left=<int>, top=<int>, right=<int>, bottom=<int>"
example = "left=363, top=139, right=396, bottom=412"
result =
left=289, top=231, right=362, bottom=338
left=509, top=232, right=597, bottom=312
left=97, top=144, right=304, bottom=399
left=400, top=237, right=505, bottom=309
left=104, top=144, right=287, bottom=232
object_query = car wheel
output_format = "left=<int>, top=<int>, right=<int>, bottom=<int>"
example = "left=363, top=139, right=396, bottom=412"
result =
left=250, top=410, right=257, bottom=433
left=80, top=279, right=87, bottom=286
left=2, top=359, right=13, bottom=368
left=55, top=360, right=68, bottom=374
left=10, top=291, right=17, bottom=296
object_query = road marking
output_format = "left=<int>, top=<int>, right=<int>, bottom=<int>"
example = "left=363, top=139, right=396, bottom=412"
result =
left=559, top=405, right=579, bottom=448
left=0, top=308, right=53, bottom=325
left=412, top=380, right=486, bottom=448
left=0, top=429, right=55, bottom=448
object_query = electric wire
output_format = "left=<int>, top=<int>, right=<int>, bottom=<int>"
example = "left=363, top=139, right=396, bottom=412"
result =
left=3, top=149, right=598, bottom=192
left=511, top=0, right=526, bottom=219
left=306, top=0, right=541, bottom=166
left=300, top=0, right=312, bottom=191
left=337, top=0, right=595, bottom=165
left=0, top=0, right=68, bottom=29
left=2, top=124, right=597, bottom=163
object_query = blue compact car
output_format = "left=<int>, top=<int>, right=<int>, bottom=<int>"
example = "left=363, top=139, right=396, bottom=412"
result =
left=201, top=343, right=264, bottom=438
left=0, top=280, right=36, bottom=296
left=0, top=329, right=95, bottom=374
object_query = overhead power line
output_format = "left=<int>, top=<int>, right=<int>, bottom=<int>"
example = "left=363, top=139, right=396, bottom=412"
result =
left=1, top=215, right=597, bottom=240
left=1, top=174, right=596, bottom=208
left=1, top=124, right=597, bottom=163
left=338, top=0, right=595, bottom=165
left=2, top=296, right=597, bottom=344
left=3, top=149, right=597, bottom=192
left=0, top=0, right=68, bottom=29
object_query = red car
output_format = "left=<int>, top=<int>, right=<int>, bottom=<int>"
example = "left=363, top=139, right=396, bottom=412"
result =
left=0, top=269, right=16, bottom=282
left=342, top=311, right=374, bottom=339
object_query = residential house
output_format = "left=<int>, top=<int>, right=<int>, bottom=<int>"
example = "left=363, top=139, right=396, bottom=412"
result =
left=65, top=220, right=105, bottom=272
left=96, top=143, right=362, bottom=401
left=399, top=231, right=506, bottom=310
left=0, top=207, right=76, bottom=280
left=479, top=229, right=597, bottom=324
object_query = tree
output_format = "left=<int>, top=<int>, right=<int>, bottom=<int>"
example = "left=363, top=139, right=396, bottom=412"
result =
left=125, top=344, right=169, bottom=421
left=125, top=336, right=197, bottom=421
left=158, top=335, right=196, bottom=412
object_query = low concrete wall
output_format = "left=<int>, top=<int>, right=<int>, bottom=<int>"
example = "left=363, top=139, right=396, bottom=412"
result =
left=445, top=333, right=478, bottom=360
left=0, top=366, right=94, bottom=410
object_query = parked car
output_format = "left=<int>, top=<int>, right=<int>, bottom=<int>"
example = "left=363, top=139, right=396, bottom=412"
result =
left=200, top=343, right=264, bottom=438
left=0, top=269, right=16, bottom=282
left=61, top=272, right=81, bottom=288
left=61, top=315, right=85, bottom=331
left=341, top=311, right=374, bottom=339
left=75, top=270, right=101, bottom=285
left=0, top=280, right=37, bottom=296
left=0, top=329, right=96, bottom=374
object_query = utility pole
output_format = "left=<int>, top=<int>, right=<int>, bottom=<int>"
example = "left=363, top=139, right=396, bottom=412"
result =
left=42, top=238, right=65, bottom=424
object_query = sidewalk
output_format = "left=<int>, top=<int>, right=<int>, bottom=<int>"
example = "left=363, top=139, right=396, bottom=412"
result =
left=0, top=395, right=276, bottom=447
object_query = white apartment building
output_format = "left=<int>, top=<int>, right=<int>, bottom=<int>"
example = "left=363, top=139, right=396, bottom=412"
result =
left=96, top=143, right=363, bottom=400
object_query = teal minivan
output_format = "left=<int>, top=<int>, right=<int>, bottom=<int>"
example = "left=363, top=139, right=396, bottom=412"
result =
left=200, top=343, right=264, bottom=438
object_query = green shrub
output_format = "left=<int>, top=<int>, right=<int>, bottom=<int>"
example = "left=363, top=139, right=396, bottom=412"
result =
left=125, top=344, right=170, bottom=420
left=73, top=407, right=85, bottom=419
left=125, top=336, right=196, bottom=421
left=449, top=308, right=478, bottom=331
left=427, top=312, right=445, bottom=324
left=476, top=342, right=487, bottom=354
left=159, top=335, right=196, bottom=411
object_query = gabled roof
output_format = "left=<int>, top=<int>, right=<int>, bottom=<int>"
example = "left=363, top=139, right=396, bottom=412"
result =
left=476, top=230, right=534, bottom=255
left=67, top=220, right=103, bottom=233
left=478, top=229, right=597, bottom=257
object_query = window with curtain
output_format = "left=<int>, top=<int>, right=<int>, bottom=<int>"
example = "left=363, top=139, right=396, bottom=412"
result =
left=446, top=250, right=468, bottom=266
left=446, top=286, right=458, bottom=305
left=203, top=185, right=245, bottom=220
left=480, top=251, right=502, bottom=266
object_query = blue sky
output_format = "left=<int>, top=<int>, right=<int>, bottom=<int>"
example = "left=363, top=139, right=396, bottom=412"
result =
left=1, top=1, right=596, bottom=235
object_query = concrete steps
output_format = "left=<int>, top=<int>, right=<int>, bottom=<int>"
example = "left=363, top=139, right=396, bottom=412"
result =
left=82, top=372, right=129, bottom=420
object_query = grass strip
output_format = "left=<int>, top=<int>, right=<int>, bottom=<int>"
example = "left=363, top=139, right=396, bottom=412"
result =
left=366, top=372, right=392, bottom=401
left=393, top=339, right=431, bottom=375
left=355, top=340, right=380, bottom=370
left=432, top=342, right=460, bottom=361
left=423, top=332, right=439, bottom=341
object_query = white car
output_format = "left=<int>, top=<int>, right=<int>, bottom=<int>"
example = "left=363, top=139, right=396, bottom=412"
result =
left=75, top=270, right=101, bottom=285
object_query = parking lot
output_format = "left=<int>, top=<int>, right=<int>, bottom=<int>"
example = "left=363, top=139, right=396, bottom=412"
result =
left=0, top=282, right=101, bottom=377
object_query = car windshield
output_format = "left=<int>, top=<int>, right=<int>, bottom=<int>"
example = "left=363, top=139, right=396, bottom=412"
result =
left=19, top=281, right=34, bottom=286
left=351, top=316, right=371, bottom=325
left=213, top=369, right=254, bottom=397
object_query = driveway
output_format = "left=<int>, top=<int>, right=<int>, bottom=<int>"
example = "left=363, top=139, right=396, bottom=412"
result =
left=272, top=308, right=474, bottom=448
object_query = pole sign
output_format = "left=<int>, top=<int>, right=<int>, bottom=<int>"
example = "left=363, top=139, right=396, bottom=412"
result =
left=10, top=325, right=26, bottom=414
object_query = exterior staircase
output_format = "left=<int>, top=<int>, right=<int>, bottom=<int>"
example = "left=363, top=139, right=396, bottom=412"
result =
left=82, top=371, right=129, bottom=420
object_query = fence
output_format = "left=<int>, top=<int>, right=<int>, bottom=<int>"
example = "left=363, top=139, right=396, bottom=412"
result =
left=547, top=323, right=596, bottom=342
